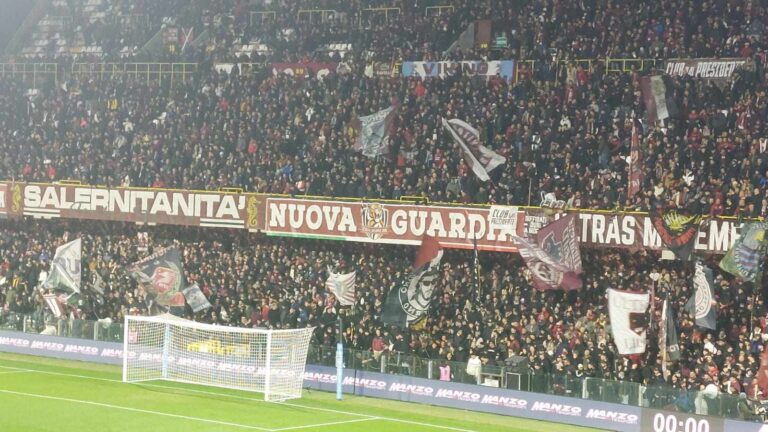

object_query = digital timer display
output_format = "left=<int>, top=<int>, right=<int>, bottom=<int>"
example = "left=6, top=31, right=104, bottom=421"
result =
left=653, top=413, right=709, bottom=432
left=642, top=409, right=724, bottom=432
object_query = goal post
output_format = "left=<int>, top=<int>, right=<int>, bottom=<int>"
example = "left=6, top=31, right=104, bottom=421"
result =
left=123, top=314, right=315, bottom=401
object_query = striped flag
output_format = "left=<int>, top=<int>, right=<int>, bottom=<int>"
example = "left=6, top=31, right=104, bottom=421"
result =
left=326, top=268, right=357, bottom=306
left=43, top=293, right=68, bottom=317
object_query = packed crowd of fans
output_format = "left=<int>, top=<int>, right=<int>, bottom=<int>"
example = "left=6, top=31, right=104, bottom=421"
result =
left=2, top=0, right=768, bottom=422
left=1, top=58, right=767, bottom=215
left=0, top=219, right=766, bottom=418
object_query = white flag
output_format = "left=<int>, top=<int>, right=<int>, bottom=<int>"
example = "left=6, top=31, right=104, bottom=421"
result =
left=607, top=288, right=650, bottom=355
left=354, top=107, right=395, bottom=158
left=182, top=284, right=212, bottom=313
left=326, top=268, right=356, bottom=306
left=441, top=118, right=506, bottom=181
left=44, top=239, right=82, bottom=293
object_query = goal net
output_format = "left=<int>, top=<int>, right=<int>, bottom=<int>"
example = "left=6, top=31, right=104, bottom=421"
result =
left=123, top=314, right=315, bottom=401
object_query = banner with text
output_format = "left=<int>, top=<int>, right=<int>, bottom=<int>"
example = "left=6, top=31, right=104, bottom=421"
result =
left=17, top=183, right=264, bottom=231
left=664, top=58, right=748, bottom=81
left=263, top=198, right=524, bottom=252
left=520, top=210, right=743, bottom=255
left=401, top=61, right=515, bottom=81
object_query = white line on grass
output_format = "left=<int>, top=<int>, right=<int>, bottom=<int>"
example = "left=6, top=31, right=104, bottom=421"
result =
left=0, top=363, right=478, bottom=432
left=0, top=370, right=32, bottom=375
left=0, top=389, right=273, bottom=431
left=270, top=417, right=379, bottom=431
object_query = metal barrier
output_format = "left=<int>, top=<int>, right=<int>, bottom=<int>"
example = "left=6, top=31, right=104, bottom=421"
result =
left=249, top=11, right=277, bottom=25
left=0, top=62, right=58, bottom=87
left=425, top=5, right=454, bottom=16
left=359, top=7, right=400, bottom=28
left=297, top=9, right=342, bottom=24
left=70, top=62, right=197, bottom=86
left=1, top=310, right=755, bottom=423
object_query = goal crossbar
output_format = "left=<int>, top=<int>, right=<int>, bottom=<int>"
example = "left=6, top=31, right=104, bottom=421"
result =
left=123, top=314, right=314, bottom=402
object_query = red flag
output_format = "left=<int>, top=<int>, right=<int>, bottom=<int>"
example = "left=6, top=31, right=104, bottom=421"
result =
left=514, top=214, right=583, bottom=290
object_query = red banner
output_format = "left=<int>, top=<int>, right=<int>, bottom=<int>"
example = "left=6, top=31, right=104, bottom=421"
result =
left=263, top=198, right=524, bottom=252
left=0, top=182, right=749, bottom=256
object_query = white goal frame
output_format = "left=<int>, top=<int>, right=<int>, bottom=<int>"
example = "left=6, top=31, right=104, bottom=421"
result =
left=122, top=314, right=315, bottom=401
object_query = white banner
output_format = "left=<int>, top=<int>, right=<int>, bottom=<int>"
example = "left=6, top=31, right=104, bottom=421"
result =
left=488, top=206, right=520, bottom=232
left=607, top=288, right=649, bottom=355
left=401, top=61, right=515, bottom=80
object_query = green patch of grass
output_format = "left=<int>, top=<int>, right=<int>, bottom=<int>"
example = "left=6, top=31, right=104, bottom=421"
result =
left=0, top=352, right=603, bottom=432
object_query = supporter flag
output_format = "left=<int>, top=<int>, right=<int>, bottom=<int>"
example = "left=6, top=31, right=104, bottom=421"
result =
left=659, top=299, right=681, bottom=373
left=182, top=283, right=212, bottom=313
left=441, top=118, right=506, bottom=182
left=43, top=293, right=66, bottom=318
left=325, top=268, right=357, bottom=306
left=383, top=236, right=443, bottom=327
left=129, top=247, right=186, bottom=307
left=719, top=222, right=768, bottom=281
left=639, top=75, right=678, bottom=122
left=607, top=288, right=650, bottom=355
left=685, top=261, right=717, bottom=330
left=91, top=270, right=105, bottom=295
left=353, top=106, right=396, bottom=158
left=650, top=205, right=702, bottom=261
left=43, top=239, right=82, bottom=294
left=628, top=119, right=643, bottom=199
left=445, top=22, right=475, bottom=55
left=513, top=214, right=583, bottom=291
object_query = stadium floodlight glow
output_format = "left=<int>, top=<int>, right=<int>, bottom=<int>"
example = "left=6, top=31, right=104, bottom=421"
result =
left=123, top=314, right=314, bottom=402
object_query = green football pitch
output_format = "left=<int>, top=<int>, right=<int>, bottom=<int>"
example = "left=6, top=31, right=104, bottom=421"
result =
left=0, top=353, right=604, bottom=432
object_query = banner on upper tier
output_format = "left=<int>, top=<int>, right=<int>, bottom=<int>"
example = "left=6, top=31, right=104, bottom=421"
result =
left=401, top=60, right=515, bottom=81
left=664, top=58, right=748, bottom=80
left=15, top=183, right=265, bottom=231
left=271, top=62, right=337, bottom=79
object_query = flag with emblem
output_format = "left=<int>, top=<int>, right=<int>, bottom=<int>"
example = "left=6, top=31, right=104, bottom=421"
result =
left=129, top=247, right=186, bottom=307
left=685, top=261, right=717, bottom=329
left=383, top=236, right=443, bottom=327
left=513, top=214, right=582, bottom=290
left=650, top=205, right=702, bottom=261
left=182, top=283, right=212, bottom=312
left=720, top=222, right=768, bottom=281
left=325, top=268, right=357, bottom=306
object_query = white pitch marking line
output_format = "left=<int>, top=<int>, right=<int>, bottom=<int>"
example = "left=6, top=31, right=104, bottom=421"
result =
left=0, top=363, right=478, bottom=432
left=0, top=370, right=32, bottom=375
left=270, top=417, right=380, bottom=431
left=0, top=389, right=273, bottom=431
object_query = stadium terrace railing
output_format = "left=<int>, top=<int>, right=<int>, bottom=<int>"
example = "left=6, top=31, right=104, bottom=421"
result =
left=0, top=311, right=758, bottom=423
left=0, top=56, right=670, bottom=87
left=0, top=62, right=58, bottom=87
left=70, top=62, right=198, bottom=86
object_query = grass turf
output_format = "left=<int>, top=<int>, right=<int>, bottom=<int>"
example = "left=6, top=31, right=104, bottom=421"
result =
left=0, top=352, right=604, bottom=432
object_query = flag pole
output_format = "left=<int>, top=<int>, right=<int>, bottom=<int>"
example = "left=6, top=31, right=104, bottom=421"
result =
left=335, top=313, right=344, bottom=401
